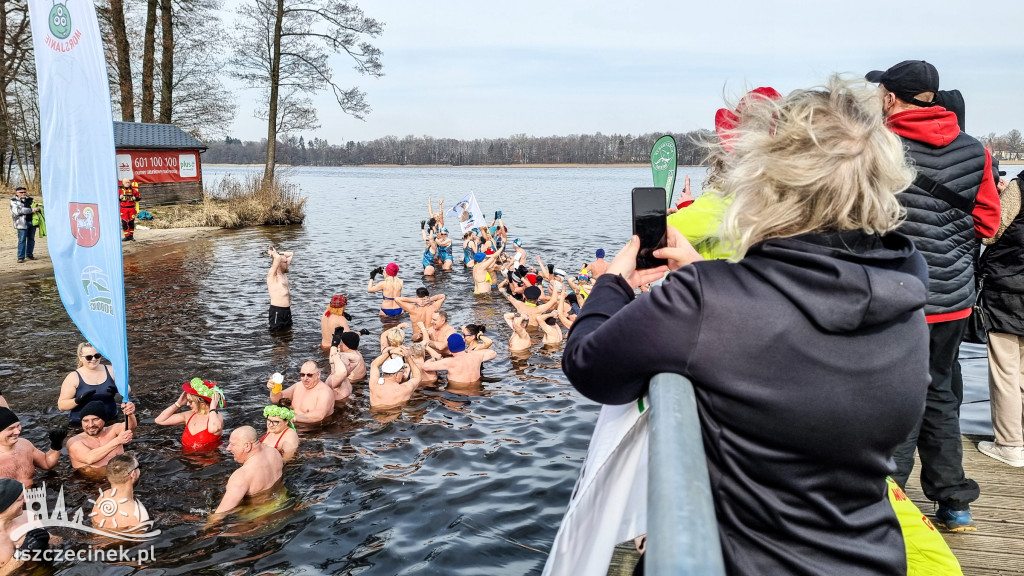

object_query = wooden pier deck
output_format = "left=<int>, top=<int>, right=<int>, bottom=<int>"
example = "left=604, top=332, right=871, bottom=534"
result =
left=904, top=435, right=1024, bottom=576
left=607, top=435, right=1024, bottom=576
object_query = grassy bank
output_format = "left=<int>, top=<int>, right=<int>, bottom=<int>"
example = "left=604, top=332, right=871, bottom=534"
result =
left=146, top=173, right=307, bottom=229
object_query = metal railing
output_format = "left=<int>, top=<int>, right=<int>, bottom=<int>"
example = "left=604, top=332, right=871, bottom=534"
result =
left=646, top=373, right=726, bottom=576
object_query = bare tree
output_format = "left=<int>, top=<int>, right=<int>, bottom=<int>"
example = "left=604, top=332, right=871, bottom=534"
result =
left=158, top=0, right=173, bottom=123
left=102, top=0, right=135, bottom=121
left=140, top=0, right=157, bottom=122
left=0, top=0, right=36, bottom=186
left=230, top=0, right=383, bottom=181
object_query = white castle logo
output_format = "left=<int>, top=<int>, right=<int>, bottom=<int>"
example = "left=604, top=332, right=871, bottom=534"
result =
left=11, top=483, right=160, bottom=542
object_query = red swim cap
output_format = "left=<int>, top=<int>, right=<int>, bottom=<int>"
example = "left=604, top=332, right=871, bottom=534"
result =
left=385, top=263, right=399, bottom=276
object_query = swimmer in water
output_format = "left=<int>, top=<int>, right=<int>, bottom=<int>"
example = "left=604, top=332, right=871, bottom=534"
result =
left=369, top=347, right=423, bottom=409
left=154, top=378, right=225, bottom=452
left=368, top=263, right=403, bottom=318
left=0, top=408, right=65, bottom=487
left=436, top=228, right=454, bottom=271
left=422, top=334, right=497, bottom=385
left=461, top=324, right=493, bottom=351
left=503, top=312, right=532, bottom=352
left=536, top=310, right=564, bottom=346
left=320, top=294, right=351, bottom=349
left=463, top=230, right=479, bottom=268
left=67, top=400, right=137, bottom=471
left=266, top=246, right=294, bottom=332
left=214, top=426, right=284, bottom=514
left=267, top=361, right=334, bottom=424
left=420, top=223, right=439, bottom=276
left=472, top=245, right=504, bottom=293
left=392, top=288, right=446, bottom=342
left=261, top=405, right=299, bottom=462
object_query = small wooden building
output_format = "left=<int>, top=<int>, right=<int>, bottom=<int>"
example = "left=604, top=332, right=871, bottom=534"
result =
left=114, top=122, right=207, bottom=206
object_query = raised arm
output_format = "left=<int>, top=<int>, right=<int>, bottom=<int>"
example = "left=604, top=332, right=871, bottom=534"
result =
left=367, top=266, right=385, bottom=292
left=267, top=247, right=282, bottom=281
left=154, top=392, right=191, bottom=426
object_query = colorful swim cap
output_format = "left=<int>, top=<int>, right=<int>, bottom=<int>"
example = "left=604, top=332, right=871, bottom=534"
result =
left=525, top=273, right=538, bottom=285
left=447, top=333, right=467, bottom=353
left=182, top=377, right=226, bottom=408
left=385, top=263, right=399, bottom=276
left=513, top=238, right=522, bottom=247
left=474, top=252, right=486, bottom=262
left=439, top=227, right=449, bottom=234
left=263, top=404, right=295, bottom=421
left=330, top=294, right=348, bottom=308
left=485, top=248, right=495, bottom=255
left=596, top=249, right=605, bottom=258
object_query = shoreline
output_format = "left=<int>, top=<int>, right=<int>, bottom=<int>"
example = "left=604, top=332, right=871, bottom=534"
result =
left=0, top=226, right=222, bottom=285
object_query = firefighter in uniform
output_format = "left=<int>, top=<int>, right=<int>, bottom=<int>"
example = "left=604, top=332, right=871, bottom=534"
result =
left=119, top=179, right=140, bottom=241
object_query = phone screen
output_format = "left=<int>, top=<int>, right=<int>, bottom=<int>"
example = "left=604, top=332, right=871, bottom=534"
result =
left=632, top=187, right=668, bottom=269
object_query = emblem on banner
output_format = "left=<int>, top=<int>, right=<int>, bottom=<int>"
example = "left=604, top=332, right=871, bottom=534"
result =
left=81, top=266, right=114, bottom=316
left=48, top=2, right=72, bottom=39
left=69, top=203, right=100, bottom=247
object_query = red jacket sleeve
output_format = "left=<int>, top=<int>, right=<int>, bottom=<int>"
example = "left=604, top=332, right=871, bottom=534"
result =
left=972, top=150, right=1000, bottom=238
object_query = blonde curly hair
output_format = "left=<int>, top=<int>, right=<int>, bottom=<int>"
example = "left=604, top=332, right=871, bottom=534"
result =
left=716, top=76, right=914, bottom=259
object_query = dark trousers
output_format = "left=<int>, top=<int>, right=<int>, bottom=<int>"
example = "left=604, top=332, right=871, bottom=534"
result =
left=16, top=226, right=35, bottom=259
left=892, top=317, right=980, bottom=509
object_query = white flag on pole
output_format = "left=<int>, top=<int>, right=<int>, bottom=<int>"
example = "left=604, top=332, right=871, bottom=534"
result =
left=446, top=192, right=487, bottom=235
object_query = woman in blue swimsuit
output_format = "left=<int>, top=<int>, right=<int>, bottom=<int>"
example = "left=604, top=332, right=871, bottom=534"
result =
left=436, top=228, right=454, bottom=271
left=368, top=262, right=404, bottom=317
left=463, top=230, right=479, bottom=268
left=420, top=225, right=438, bottom=276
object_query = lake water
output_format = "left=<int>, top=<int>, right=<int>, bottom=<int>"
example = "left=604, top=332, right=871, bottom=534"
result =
left=0, top=165, right=997, bottom=574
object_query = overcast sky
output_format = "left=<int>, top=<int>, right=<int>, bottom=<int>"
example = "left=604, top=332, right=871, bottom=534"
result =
left=223, top=0, right=1024, bottom=144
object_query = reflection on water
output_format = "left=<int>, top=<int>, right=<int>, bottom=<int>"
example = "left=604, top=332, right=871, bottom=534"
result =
left=0, top=166, right=994, bottom=574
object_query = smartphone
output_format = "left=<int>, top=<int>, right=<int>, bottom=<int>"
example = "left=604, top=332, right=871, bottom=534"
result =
left=632, top=187, right=668, bottom=269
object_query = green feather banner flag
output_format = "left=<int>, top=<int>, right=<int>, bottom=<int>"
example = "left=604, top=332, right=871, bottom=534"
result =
left=650, top=135, right=677, bottom=209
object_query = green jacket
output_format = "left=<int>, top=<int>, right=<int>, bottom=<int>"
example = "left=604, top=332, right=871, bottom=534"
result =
left=666, top=191, right=732, bottom=260
left=31, top=202, right=46, bottom=237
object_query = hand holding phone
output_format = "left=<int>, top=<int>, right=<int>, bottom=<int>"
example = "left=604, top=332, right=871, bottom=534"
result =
left=631, top=187, right=668, bottom=269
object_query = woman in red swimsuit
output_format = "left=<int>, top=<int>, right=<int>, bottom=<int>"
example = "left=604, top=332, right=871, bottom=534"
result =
left=155, top=378, right=225, bottom=452
left=261, top=405, right=299, bottom=462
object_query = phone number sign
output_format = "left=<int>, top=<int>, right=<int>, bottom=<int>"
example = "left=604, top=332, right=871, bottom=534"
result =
left=116, top=150, right=200, bottom=184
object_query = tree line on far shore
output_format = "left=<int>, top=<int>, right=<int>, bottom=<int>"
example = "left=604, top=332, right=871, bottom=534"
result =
left=204, top=131, right=716, bottom=166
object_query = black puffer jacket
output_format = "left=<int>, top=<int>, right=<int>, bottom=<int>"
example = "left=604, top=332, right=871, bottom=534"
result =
left=980, top=170, right=1024, bottom=336
left=564, top=231, right=930, bottom=576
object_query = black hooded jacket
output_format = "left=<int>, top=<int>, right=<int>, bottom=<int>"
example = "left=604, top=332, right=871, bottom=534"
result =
left=563, top=231, right=930, bottom=576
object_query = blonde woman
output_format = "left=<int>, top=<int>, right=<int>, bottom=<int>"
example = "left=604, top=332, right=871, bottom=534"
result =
left=154, top=378, right=224, bottom=452
left=563, top=77, right=931, bottom=574
left=58, top=343, right=121, bottom=426
left=379, top=323, right=408, bottom=352
left=368, top=262, right=403, bottom=317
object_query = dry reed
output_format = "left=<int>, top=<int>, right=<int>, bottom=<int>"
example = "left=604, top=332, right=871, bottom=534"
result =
left=147, top=173, right=307, bottom=229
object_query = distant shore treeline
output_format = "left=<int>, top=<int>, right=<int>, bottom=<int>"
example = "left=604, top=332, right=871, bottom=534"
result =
left=202, top=131, right=717, bottom=166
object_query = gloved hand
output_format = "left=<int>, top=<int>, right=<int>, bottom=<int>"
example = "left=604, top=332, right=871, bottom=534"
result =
left=48, top=428, right=68, bottom=451
left=74, top=390, right=97, bottom=407
left=18, top=528, right=49, bottom=552
left=359, top=328, right=371, bottom=335
left=547, top=264, right=554, bottom=275
left=496, top=210, right=502, bottom=219
left=428, top=217, right=436, bottom=229
left=331, top=328, right=344, bottom=348
left=342, top=311, right=353, bottom=321
left=420, top=220, right=425, bottom=230
left=370, top=266, right=382, bottom=280
left=106, top=384, right=118, bottom=397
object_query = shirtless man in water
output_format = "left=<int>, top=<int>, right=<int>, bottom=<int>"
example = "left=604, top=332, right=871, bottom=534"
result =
left=68, top=400, right=137, bottom=471
left=392, top=288, right=446, bottom=341
left=214, top=426, right=284, bottom=514
left=0, top=408, right=64, bottom=486
left=502, top=285, right=559, bottom=328
left=325, top=332, right=366, bottom=403
left=503, top=312, right=532, bottom=352
left=587, top=249, right=609, bottom=279
left=422, top=334, right=496, bottom=384
left=422, top=310, right=457, bottom=354
left=267, top=246, right=293, bottom=331
left=268, top=361, right=334, bottom=424
left=472, top=245, right=504, bottom=293
left=368, top=347, right=424, bottom=409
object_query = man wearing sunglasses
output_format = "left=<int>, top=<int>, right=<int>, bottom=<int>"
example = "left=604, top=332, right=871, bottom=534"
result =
left=267, top=361, right=334, bottom=424
left=9, top=186, right=40, bottom=263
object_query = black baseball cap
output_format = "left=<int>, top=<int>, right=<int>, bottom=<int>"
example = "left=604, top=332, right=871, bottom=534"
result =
left=866, top=60, right=939, bottom=107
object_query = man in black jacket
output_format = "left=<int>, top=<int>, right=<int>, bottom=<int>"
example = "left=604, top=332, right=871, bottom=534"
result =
left=8, top=187, right=39, bottom=263
left=867, top=59, right=1000, bottom=531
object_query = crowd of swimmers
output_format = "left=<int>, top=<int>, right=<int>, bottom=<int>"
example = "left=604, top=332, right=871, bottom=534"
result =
left=0, top=198, right=613, bottom=570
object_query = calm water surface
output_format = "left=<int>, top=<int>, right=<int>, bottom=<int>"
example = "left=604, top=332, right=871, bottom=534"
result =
left=0, top=165, right=995, bottom=574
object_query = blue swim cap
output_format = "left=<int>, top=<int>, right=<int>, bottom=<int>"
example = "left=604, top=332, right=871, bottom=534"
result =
left=596, top=249, right=605, bottom=258
left=474, top=252, right=486, bottom=262
left=513, top=238, right=522, bottom=247
left=439, top=227, right=449, bottom=234
left=447, top=333, right=467, bottom=353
